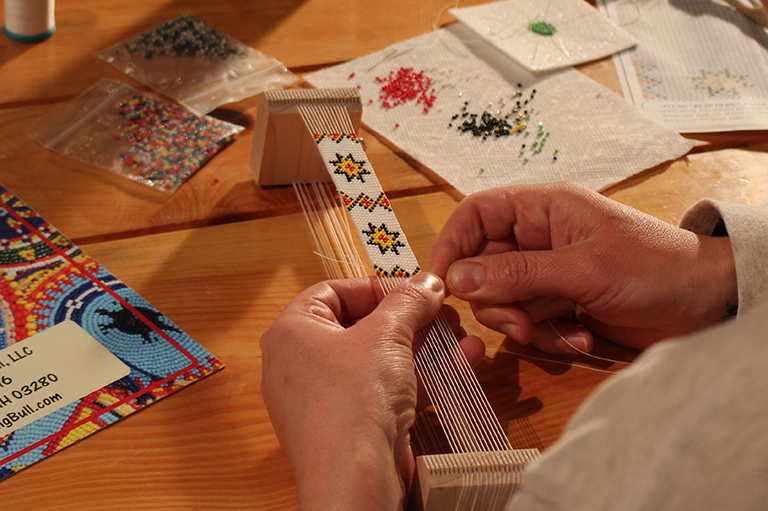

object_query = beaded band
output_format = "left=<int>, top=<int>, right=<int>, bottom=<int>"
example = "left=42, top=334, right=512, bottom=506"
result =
left=312, top=133, right=421, bottom=277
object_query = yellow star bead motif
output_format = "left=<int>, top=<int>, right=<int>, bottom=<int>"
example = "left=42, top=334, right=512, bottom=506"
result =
left=330, top=153, right=370, bottom=182
left=362, top=222, right=405, bottom=255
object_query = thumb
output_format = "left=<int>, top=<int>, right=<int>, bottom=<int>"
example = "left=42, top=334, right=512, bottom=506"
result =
left=355, top=272, right=445, bottom=349
left=445, top=247, right=585, bottom=304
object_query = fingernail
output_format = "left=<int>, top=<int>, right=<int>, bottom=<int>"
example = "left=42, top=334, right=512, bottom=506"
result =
left=411, top=272, right=443, bottom=293
left=448, top=262, right=485, bottom=294
left=499, top=323, right=521, bottom=343
left=565, top=334, right=589, bottom=353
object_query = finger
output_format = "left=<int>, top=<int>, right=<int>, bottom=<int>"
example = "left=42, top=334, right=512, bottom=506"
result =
left=439, top=304, right=468, bottom=340
left=431, top=187, right=534, bottom=278
left=431, top=189, right=501, bottom=279
left=472, top=304, right=535, bottom=345
left=578, top=313, right=663, bottom=351
left=478, top=237, right=521, bottom=256
left=416, top=335, right=486, bottom=410
left=458, top=335, right=486, bottom=368
left=444, top=246, right=589, bottom=304
left=281, top=277, right=383, bottom=329
left=356, top=272, right=445, bottom=349
left=432, top=183, right=584, bottom=279
left=529, top=320, right=594, bottom=355
left=472, top=297, right=577, bottom=344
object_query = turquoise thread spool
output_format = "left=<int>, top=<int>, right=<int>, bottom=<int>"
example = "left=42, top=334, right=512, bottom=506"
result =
left=3, top=0, right=56, bottom=43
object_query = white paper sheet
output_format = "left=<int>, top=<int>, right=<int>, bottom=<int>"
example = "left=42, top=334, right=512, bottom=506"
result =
left=306, top=25, right=693, bottom=196
left=451, top=0, right=637, bottom=73
left=599, top=0, right=768, bottom=132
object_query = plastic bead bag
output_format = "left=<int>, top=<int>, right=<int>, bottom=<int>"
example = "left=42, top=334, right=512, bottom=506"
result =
left=27, top=79, right=245, bottom=193
left=95, top=14, right=298, bottom=115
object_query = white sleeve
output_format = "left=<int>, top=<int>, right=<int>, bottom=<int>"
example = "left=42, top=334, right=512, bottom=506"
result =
left=679, top=200, right=768, bottom=314
left=508, top=299, right=768, bottom=511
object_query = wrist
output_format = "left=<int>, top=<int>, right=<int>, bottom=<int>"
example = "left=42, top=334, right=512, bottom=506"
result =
left=294, top=422, right=407, bottom=511
left=694, top=234, right=738, bottom=322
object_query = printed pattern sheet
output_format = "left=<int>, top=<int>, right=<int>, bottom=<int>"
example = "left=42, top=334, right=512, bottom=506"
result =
left=599, top=0, right=768, bottom=132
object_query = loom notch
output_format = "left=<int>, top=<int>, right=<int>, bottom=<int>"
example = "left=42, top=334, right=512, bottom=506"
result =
left=409, top=450, right=541, bottom=511
left=250, top=88, right=363, bottom=186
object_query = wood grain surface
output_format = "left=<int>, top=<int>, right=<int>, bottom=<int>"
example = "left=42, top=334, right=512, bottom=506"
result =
left=1, top=0, right=767, bottom=508
left=0, top=192, right=629, bottom=510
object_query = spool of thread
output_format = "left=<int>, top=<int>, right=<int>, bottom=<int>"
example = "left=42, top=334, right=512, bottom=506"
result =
left=3, top=0, right=56, bottom=43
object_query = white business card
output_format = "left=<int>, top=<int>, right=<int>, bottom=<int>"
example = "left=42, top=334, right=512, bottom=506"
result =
left=0, top=321, right=130, bottom=435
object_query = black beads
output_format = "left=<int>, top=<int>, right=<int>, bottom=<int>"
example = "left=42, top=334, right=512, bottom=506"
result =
left=125, top=14, right=245, bottom=61
left=452, top=105, right=514, bottom=138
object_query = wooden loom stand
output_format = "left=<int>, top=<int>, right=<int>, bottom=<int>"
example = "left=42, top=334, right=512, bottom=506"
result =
left=250, top=88, right=363, bottom=186
left=250, top=88, right=539, bottom=511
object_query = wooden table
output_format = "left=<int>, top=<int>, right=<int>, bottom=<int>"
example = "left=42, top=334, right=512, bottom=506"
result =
left=1, top=1, right=767, bottom=509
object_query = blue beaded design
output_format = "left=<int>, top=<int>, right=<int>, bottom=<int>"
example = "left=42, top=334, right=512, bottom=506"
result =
left=0, top=186, right=223, bottom=479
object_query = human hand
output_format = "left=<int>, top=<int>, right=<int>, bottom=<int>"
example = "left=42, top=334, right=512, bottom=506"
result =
left=430, top=182, right=738, bottom=353
left=260, top=273, right=484, bottom=511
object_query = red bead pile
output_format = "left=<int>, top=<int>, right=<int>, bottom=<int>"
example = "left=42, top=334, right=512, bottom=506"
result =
left=376, top=67, right=437, bottom=113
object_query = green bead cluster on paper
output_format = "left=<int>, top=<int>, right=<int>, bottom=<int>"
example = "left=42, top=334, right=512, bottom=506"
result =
left=529, top=22, right=557, bottom=36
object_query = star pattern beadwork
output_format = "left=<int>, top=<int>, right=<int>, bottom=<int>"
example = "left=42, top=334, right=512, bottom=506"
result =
left=362, top=222, right=405, bottom=255
left=373, top=193, right=391, bottom=211
left=314, top=133, right=359, bottom=144
left=340, top=192, right=393, bottom=212
left=330, top=153, right=370, bottom=182
left=374, top=265, right=421, bottom=277
left=315, top=132, right=420, bottom=276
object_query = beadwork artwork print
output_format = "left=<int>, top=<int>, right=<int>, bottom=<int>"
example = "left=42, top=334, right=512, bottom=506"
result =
left=306, top=25, right=694, bottom=196
left=451, top=0, right=637, bottom=72
left=314, top=133, right=420, bottom=277
left=599, top=0, right=768, bottom=132
left=96, top=14, right=298, bottom=115
left=27, top=79, right=244, bottom=193
left=0, top=186, right=223, bottom=479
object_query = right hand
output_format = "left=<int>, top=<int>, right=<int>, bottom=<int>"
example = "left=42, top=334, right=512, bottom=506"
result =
left=260, top=273, right=484, bottom=511
left=430, top=182, right=738, bottom=353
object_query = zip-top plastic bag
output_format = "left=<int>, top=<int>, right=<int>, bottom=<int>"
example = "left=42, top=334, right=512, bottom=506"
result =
left=27, top=79, right=244, bottom=193
left=95, top=14, right=298, bottom=115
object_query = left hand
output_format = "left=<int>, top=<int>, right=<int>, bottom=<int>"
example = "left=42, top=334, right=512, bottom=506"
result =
left=260, top=273, right=484, bottom=511
left=430, top=182, right=736, bottom=353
